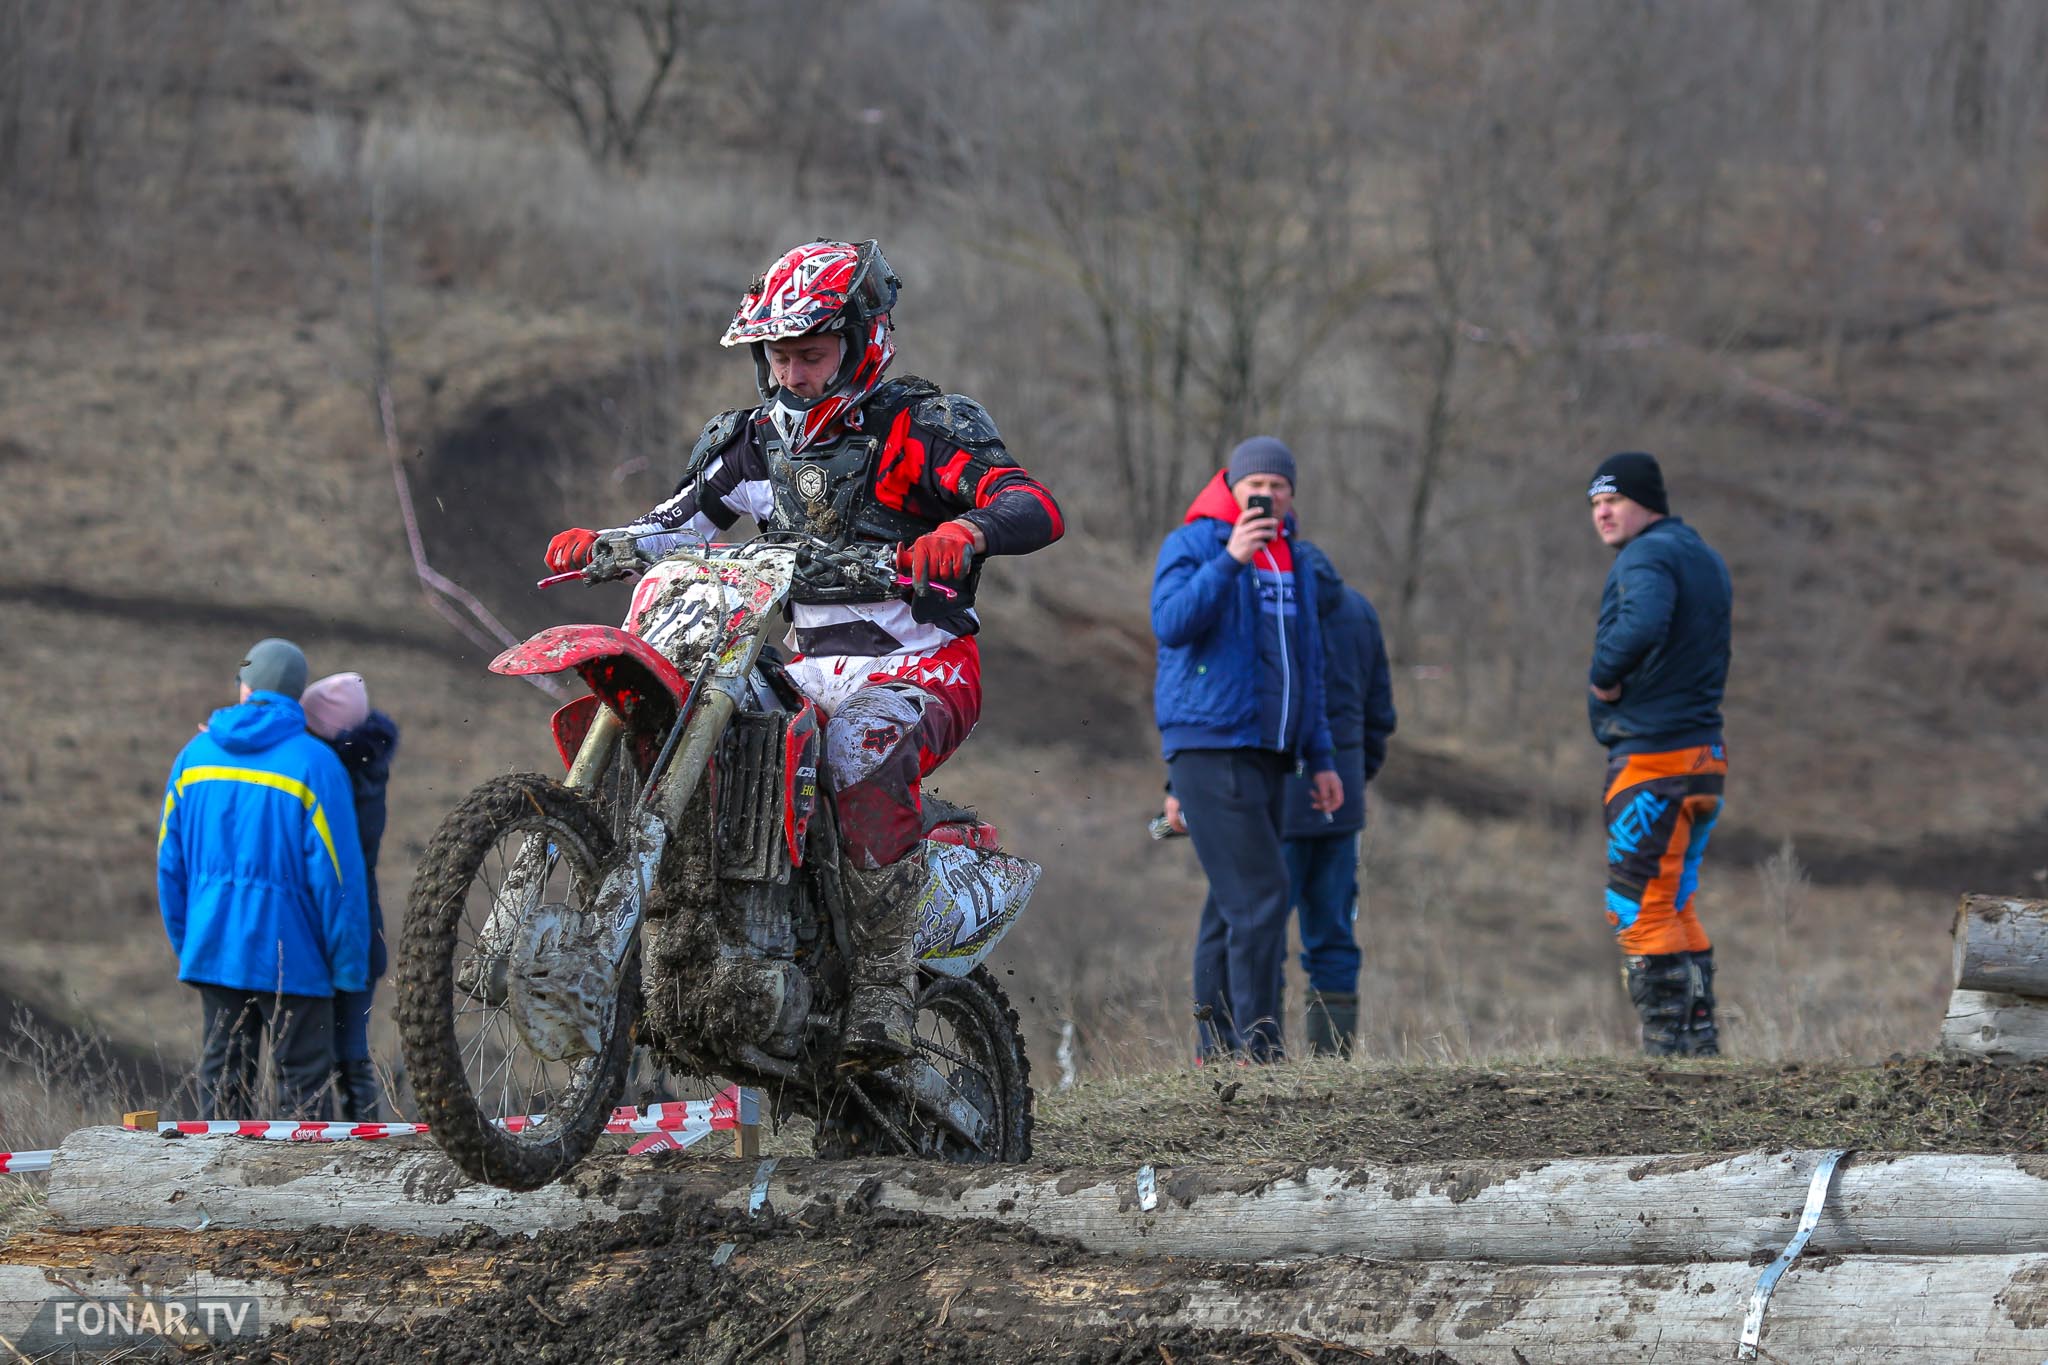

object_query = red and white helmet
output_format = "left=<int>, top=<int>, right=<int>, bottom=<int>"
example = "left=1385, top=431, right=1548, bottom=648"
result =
left=722, top=239, right=899, bottom=455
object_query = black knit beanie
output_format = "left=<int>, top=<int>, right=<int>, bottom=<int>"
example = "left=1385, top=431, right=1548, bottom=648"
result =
left=1586, top=451, right=1668, bottom=515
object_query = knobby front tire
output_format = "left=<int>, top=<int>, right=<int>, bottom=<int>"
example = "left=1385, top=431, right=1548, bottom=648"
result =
left=397, top=772, right=638, bottom=1190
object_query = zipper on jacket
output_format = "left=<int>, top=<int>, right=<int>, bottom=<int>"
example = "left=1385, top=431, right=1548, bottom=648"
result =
left=1260, top=543, right=1291, bottom=751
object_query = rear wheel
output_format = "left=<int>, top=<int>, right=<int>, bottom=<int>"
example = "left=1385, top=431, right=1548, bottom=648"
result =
left=814, top=966, right=1032, bottom=1163
left=398, top=773, right=637, bottom=1190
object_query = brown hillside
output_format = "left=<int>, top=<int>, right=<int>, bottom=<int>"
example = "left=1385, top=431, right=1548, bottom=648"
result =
left=4, top=0, right=2047, bottom=1097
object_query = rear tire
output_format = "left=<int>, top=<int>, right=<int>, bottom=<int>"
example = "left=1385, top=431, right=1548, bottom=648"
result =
left=814, top=966, right=1033, bottom=1163
left=398, top=773, right=637, bottom=1190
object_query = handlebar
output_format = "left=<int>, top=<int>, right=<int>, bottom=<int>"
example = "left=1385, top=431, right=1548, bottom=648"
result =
left=536, top=530, right=958, bottom=600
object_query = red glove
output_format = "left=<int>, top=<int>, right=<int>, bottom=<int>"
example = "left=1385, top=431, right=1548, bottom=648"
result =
left=903, top=522, right=978, bottom=588
left=545, top=528, right=599, bottom=573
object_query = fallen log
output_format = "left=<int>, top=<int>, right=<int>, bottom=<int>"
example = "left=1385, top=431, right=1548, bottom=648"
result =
left=1941, top=988, right=2048, bottom=1063
left=929, top=1251, right=2048, bottom=1365
left=5, top=1226, right=2048, bottom=1364
left=1953, top=895, right=2048, bottom=996
left=43, top=1127, right=2048, bottom=1264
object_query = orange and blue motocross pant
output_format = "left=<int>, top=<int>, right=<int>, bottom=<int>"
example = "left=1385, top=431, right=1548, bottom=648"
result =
left=1602, top=743, right=1725, bottom=957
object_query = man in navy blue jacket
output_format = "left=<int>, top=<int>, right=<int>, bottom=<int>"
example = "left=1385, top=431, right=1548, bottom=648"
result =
left=1153, top=437, right=1342, bottom=1061
left=1278, top=552, right=1395, bottom=1056
left=158, top=638, right=368, bottom=1118
left=1586, top=452, right=1732, bottom=1056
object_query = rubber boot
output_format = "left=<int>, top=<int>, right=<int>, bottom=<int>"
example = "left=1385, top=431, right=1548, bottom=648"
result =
left=336, top=1058, right=382, bottom=1123
left=840, top=851, right=926, bottom=1065
left=1305, top=990, right=1358, bottom=1058
left=1625, top=953, right=1697, bottom=1057
left=1680, top=950, right=1719, bottom=1057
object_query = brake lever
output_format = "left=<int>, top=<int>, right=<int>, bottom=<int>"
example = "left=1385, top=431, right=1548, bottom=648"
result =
left=536, top=571, right=583, bottom=590
left=894, top=574, right=959, bottom=600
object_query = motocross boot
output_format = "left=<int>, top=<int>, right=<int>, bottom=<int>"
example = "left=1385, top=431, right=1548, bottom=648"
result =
left=1305, top=990, right=1358, bottom=1059
left=1680, top=950, right=1719, bottom=1056
left=1625, top=952, right=1710, bottom=1057
left=839, top=851, right=928, bottom=1065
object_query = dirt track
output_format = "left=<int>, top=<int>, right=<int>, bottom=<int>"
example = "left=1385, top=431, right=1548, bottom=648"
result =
left=159, top=1202, right=1462, bottom=1365
left=8, top=1055, right=2046, bottom=1362
left=1035, top=1054, right=2048, bottom=1165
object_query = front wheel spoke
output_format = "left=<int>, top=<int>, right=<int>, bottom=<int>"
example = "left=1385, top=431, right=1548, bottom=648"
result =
left=486, top=1014, right=520, bottom=1113
left=459, top=1014, right=499, bottom=1072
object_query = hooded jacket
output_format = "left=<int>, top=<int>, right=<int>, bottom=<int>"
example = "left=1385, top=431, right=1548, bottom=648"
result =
left=157, top=693, right=369, bottom=996
left=1588, top=516, right=1732, bottom=754
left=319, top=709, right=399, bottom=982
left=1281, top=546, right=1396, bottom=837
left=1151, top=472, right=1335, bottom=770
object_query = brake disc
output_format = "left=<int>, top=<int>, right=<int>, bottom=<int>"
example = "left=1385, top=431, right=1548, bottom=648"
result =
left=507, top=900, right=611, bottom=1062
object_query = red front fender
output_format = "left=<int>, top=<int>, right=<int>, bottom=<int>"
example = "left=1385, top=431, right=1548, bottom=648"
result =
left=492, top=626, right=693, bottom=731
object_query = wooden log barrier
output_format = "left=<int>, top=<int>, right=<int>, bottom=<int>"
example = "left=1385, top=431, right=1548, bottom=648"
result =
left=1952, top=895, right=2048, bottom=997
left=930, top=1252, right=2048, bottom=1365
left=1941, top=988, right=2048, bottom=1063
left=43, top=1128, right=2048, bottom=1264
left=5, top=1227, right=2048, bottom=1364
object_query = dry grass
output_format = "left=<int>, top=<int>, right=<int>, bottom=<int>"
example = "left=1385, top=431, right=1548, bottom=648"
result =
left=293, top=112, right=794, bottom=307
left=0, top=1007, right=195, bottom=1235
left=989, top=793, right=1953, bottom=1083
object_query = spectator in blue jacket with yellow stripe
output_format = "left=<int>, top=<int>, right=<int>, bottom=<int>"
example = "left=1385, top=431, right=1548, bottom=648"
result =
left=157, top=638, right=368, bottom=1119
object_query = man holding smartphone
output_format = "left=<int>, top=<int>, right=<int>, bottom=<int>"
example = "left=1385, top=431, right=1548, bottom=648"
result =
left=1152, top=436, right=1342, bottom=1061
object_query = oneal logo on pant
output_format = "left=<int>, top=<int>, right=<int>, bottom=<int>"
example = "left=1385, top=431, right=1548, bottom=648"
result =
left=27, top=1294, right=263, bottom=1351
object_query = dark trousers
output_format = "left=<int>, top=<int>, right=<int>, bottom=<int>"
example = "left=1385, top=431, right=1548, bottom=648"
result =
left=196, top=985, right=336, bottom=1121
left=332, top=985, right=382, bottom=1122
left=1172, top=748, right=1293, bottom=1061
left=1283, top=831, right=1362, bottom=994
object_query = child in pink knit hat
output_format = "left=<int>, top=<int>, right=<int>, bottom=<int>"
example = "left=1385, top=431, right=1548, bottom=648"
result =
left=301, top=672, right=370, bottom=742
left=301, top=671, right=398, bottom=1120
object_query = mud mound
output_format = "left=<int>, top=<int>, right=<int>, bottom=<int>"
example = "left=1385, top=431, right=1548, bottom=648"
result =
left=202, top=1199, right=1459, bottom=1364
left=1035, top=1056, right=2048, bottom=1166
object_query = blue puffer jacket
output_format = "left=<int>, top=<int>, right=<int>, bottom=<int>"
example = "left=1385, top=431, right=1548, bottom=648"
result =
left=320, top=710, right=399, bottom=982
left=1588, top=516, right=1732, bottom=754
left=1152, top=473, right=1335, bottom=770
left=1282, top=547, right=1396, bottom=838
left=157, top=693, right=369, bottom=996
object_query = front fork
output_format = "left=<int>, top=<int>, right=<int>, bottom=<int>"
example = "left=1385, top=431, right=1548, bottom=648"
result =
left=465, top=687, right=737, bottom=1037
left=586, top=686, right=736, bottom=973
left=463, top=705, right=627, bottom=985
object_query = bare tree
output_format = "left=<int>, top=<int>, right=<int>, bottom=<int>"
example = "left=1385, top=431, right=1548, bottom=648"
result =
left=986, top=0, right=1388, bottom=542
left=404, top=0, right=697, bottom=169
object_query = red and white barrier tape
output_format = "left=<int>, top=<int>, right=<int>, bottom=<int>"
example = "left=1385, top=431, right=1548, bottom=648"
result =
left=0, top=1088, right=760, bottom=1173
left=155, top=1120, right=432, bottom=1140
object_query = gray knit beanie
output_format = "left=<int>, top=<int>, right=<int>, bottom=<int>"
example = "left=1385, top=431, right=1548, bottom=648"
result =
left=239, top=638, right=308, bottom=699
left=1226, top=436, right=1297, bottom=489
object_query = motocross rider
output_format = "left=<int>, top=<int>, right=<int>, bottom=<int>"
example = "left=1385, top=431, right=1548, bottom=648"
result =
left=544, top=239, right=1065, bottom=1062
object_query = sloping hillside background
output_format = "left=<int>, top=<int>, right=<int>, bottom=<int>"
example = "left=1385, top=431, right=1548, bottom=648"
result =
left=3, top=0, right=2047, bottom=1105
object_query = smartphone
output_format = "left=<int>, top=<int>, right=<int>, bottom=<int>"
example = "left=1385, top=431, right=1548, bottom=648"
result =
left=1246, top=494, right=1276, bottom=520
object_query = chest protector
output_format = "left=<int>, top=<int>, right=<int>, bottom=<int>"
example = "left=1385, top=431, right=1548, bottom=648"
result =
left=761, top=377, right=979, bottom=611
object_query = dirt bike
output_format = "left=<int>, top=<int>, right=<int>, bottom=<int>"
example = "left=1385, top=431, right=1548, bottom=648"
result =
left=397, top=529, right=1038, bottom=1190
